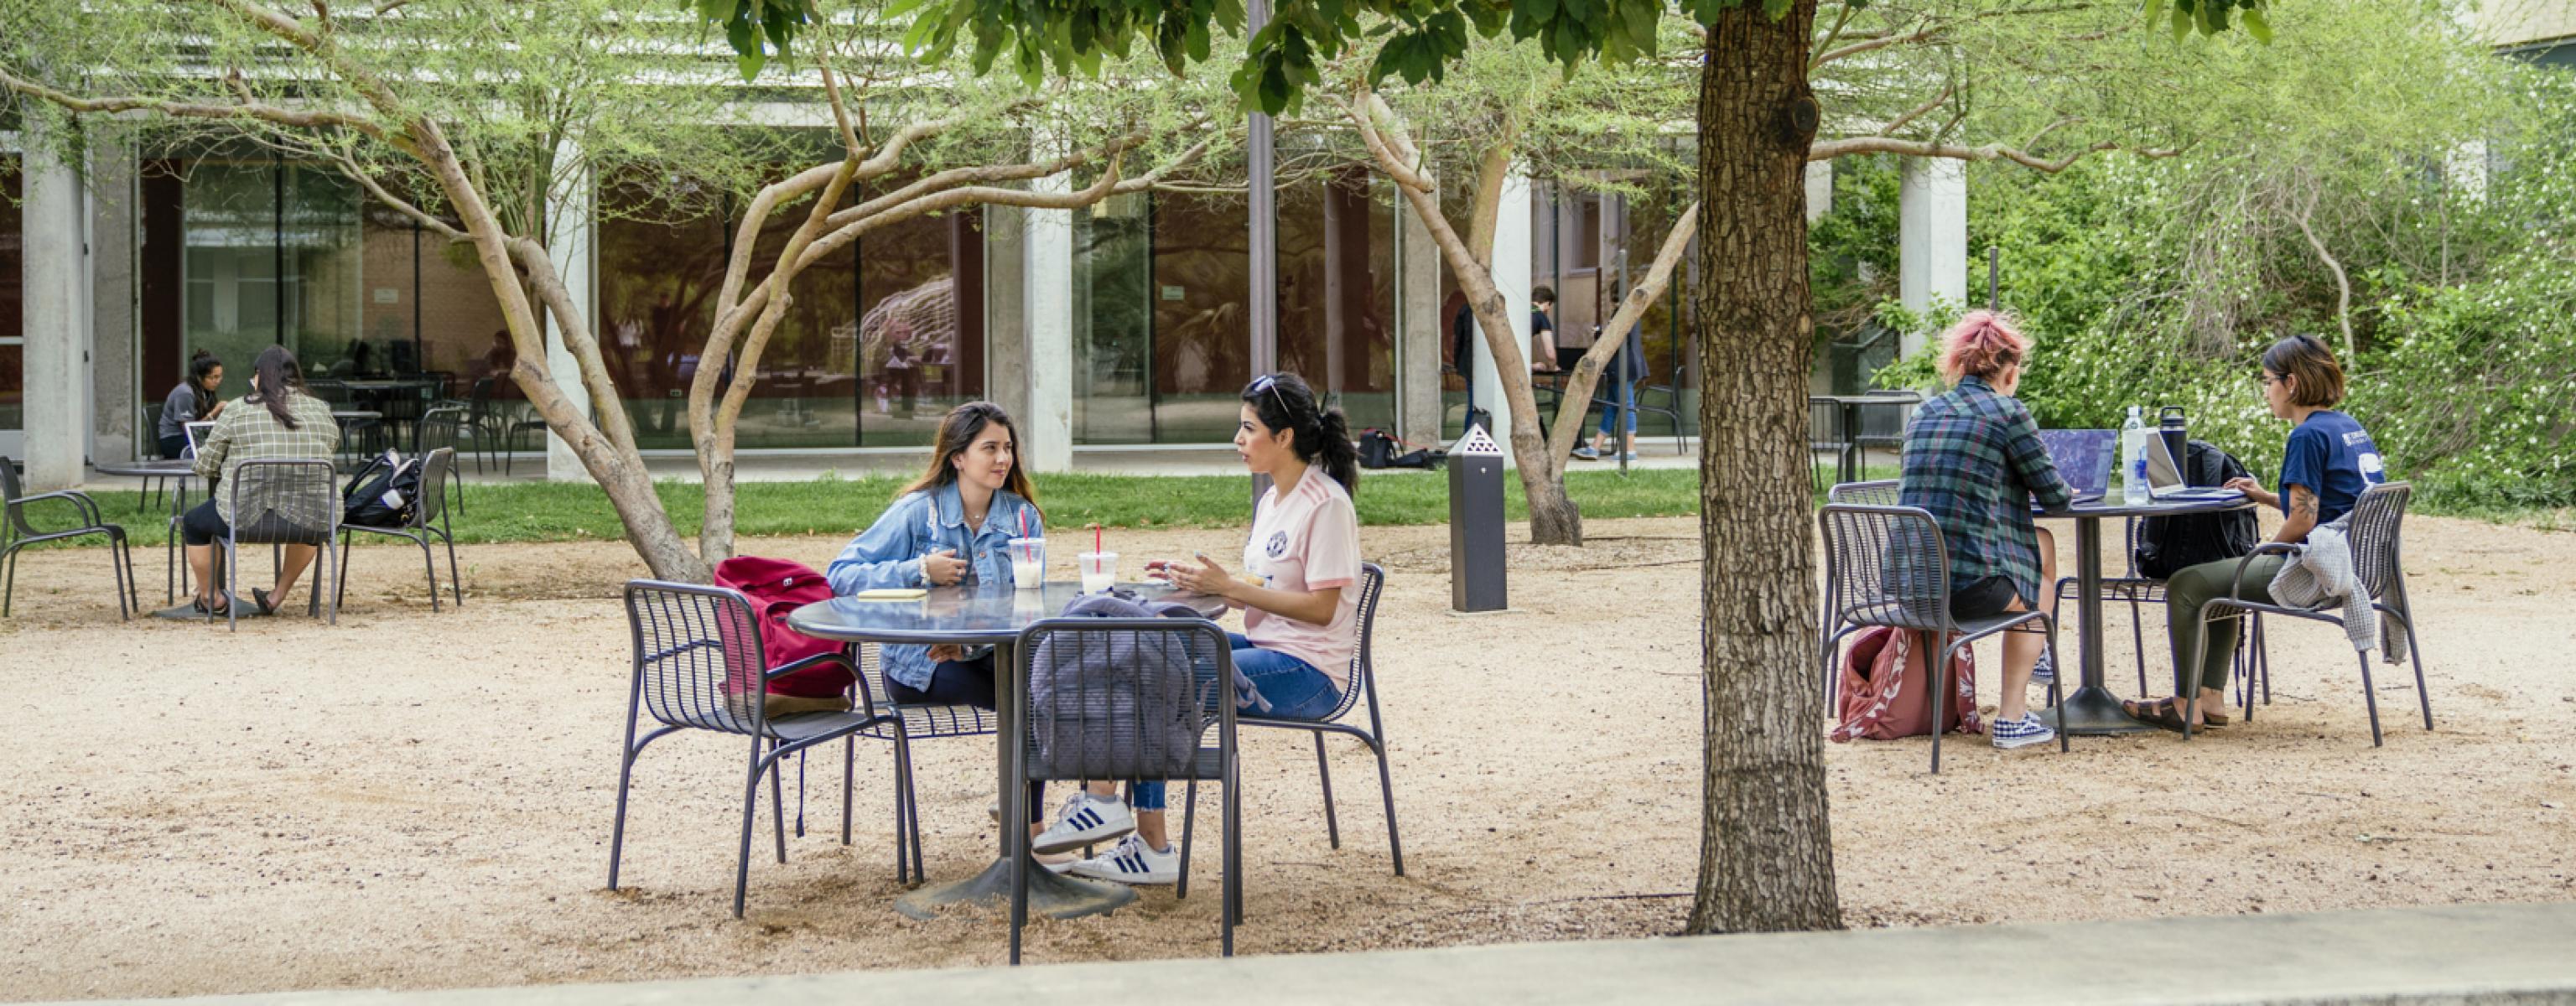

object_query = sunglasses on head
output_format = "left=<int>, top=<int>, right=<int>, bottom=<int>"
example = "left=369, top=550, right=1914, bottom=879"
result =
left=1249, top=374, right=1291, bottom=418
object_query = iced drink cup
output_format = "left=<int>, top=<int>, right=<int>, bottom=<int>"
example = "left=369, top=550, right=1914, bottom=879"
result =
left=1078, top=552, right=1118, bottom=594
left=1006, top=537, right=1045, bottom=589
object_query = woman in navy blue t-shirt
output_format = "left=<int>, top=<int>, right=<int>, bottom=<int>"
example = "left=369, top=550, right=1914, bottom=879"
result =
left=2123, top=334, right=2388, bottom=731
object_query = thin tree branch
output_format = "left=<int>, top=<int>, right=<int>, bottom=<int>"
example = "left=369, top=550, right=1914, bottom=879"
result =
left=1877, top=85, right=1953, bottom=137
left=0, top=66, right=394, bottom=144
left=1808, top=135, right=2176, bottom=173
left=327, top=151, right=465, bottom=241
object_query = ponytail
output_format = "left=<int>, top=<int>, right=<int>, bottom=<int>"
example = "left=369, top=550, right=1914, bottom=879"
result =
left=249, top=345, right=305, bottom=429
left=1242, top=372, right=1361, bottom=498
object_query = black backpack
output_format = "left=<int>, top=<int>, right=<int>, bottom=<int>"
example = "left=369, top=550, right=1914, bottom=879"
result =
left=1358, top=429, right=1444, bottom=470
left=341, top=450, right=423, bottom=528
left=2133, top=439, right=2261, bottom=579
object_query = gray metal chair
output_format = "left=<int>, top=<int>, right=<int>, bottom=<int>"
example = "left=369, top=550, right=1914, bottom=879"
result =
left=0, top=457, right=140, bottom=620
left=1179, top=563, right=1401, bottom=882
left=413, top=405, right=472, bottom=516
left=468, top=377, right=548, bottom=476
left=607, top=580, right=897, bottom=918
left=1817, top=480, right=1902, bottom=670
left=1818, top=502, right=2068, bottom=772
left=2199, top=482, right=2428, bottom=746
left=839, top=642, right=997, bottom=887
left=1010, top=616, right=1240, bottom=963
left=219, top=459, right=341, bottom=631
left=1810, top=399, right=1852, bottom=494
left=335, top=447, right=464, bottom=612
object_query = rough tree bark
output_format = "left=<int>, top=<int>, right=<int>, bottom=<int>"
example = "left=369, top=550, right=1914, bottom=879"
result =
left=1685, top=0, right=1843, bottom=935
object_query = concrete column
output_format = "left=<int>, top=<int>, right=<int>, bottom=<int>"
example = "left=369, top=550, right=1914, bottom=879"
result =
left=89, top=129, right=140, bottom=463
left=1898, top=157, right=1968, bottom=359
left=20, top=121, right=88, bottom=490
left=1805, top=160, right=1833, bottom=225
left=1021, top=160, right=1075, bottom=472
left=1395, top=183, right=1442, bottom=447
left=543, top=152, right=595, bottom=482
left=1478, top=172, right=1533, bottom=468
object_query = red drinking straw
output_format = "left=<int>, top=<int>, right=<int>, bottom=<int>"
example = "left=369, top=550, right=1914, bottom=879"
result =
left=1093, top=523, right=1103, bottom=554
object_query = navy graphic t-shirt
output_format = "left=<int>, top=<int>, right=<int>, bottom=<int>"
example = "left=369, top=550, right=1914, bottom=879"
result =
left=2277, top=410, right=2386, bottom=525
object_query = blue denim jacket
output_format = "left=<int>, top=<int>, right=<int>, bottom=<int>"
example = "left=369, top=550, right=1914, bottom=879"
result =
left=827, top=483, right=1045, bottom=691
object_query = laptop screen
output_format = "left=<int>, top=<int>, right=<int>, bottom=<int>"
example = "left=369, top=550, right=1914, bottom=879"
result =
left=2038, top=428, right=2115, bottom=501
left=182, top=422, right=216, bottom=456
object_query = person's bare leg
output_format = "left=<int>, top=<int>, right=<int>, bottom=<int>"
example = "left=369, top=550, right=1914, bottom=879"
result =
left=185, top=543, right=220, bottom=608
left=1996, top=595, right=2037, bottom=722
left=2035, top=527, right=2060, bottom=621
left=268, top=544, right=318, bottom=607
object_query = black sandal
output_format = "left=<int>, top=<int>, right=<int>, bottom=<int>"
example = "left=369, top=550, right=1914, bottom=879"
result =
left=2123, top=697, right=2194, bottom=734
left=251, top=589, right=277, bottom=617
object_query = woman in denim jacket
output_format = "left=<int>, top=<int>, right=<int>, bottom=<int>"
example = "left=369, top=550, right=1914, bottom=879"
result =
left=827, top=402, right=1045, bottom=709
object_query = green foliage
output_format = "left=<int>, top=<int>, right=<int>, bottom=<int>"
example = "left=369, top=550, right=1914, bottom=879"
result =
left=693, top=0, right=820, bottom=80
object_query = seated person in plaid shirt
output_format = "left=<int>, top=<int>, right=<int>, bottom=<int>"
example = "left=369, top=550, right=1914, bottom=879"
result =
left=184, top=345, right=342, bottom=617
left=1898, top=312, right=2071, bottom=750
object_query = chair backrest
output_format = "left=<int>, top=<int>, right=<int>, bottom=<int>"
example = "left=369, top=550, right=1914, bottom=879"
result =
left=1827, top=480, right=1902, bottom=506
left=0, top=456, right=36, bottom=537
left=143, top=403, right=165, bottom=455
left=2346, top=481, right=2412, bottom=602
left=226, top=459, right=340, bottom=546
left=1807, top=397, right=1846, bottom=447
left=623, top=579, right=770, bottom=735
left=1319, top=562, right=1387, bottom=723
left=1017, top=616, right=1234, bottom=784
left=415, top=448, right=456, bottom=527
left=1818, top=502, right=1953, bottom=633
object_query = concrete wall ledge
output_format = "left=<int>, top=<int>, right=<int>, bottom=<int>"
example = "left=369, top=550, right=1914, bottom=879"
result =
left=69, top=901, right=2576, bottom=1006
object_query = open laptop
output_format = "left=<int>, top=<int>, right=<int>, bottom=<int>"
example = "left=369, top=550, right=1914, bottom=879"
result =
left=181, top=421, right=216, bottom=458
left=2145, top=433, right=2244, bottom=502
left=2038, top=428, right=2115, bottom=504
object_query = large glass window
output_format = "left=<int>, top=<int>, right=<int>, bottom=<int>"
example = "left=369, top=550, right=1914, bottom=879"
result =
left=1276, top=169, right=1397, bottom=433
left=597, top=171, right=732, bottom=449
left=856, top=182, right=983, bottom=448
left=2, top=158, right=21, bottom=440
left=1074, top=193, right=1155, bottom=443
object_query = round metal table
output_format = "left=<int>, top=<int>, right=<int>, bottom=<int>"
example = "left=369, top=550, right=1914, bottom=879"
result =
left=1814, top=392, right=1923, bottom=485
left=787, top=581, right=1225, bottom=920
left=2038, top=493, right=2261, bottom=734
left=91, top=459, right=199, bottom=515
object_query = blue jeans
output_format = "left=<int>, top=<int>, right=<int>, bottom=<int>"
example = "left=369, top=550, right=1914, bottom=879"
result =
left=1597, top=383, right=1638, bottom=434
left=1129, top=633, right=1342, bottom=812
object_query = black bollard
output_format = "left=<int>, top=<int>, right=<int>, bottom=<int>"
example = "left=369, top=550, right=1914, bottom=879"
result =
left=1446, top=424, right=1508, bottom=613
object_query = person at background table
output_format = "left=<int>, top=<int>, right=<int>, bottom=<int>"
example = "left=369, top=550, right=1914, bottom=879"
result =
left=1046, top=372, right=1366, bottom=886
left=824, top=402, right=1049, bottom=822
left=184, top=346, right=340, bottom=617
left=2124, top=334, right=2388, bottom=732
left=1898, top=310, right=2068, bottom=751
left=157, top=350, right=226, bottom=459
left=1572, top=313, right=1648, bottom=463
left=1530, top=285, right=1561, bottom=373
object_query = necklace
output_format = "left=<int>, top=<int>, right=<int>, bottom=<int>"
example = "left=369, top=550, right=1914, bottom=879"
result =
left=963, top=506, right=989, bottom=527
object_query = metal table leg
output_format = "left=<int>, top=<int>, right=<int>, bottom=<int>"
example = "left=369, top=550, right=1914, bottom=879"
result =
left=894, top=639, right=1135, bottom=920
left=2055, top=516, right=2153, bottom=734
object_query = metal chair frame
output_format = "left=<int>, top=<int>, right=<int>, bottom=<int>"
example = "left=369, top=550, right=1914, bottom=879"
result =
left=1178, top=563, right=1402, bottom=884
left=216, top=459, right=342, bottom=630
left=2196, top=482, right=2430, bottom=747
left=1818, top=502, right=2069, bottom=773
left=335, top=447, right=464, bottom=612
left=836, top=642, right=998, bottom=887
left=0, top=457, right=141, bottom=620
left=606, top=580, right=899, bottom=918
left=1009, top=616, right=1240, bottom=962
left=468, top=377, right=548, bottom=477
left=413, top=404, right=473, bottom=517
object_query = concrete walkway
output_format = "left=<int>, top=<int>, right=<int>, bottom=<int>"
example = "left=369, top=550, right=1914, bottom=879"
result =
left=76, top=902, right=2576, bottom=1005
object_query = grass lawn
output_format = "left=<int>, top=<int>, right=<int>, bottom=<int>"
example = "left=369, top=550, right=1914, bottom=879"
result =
left=29, top=465, right=1873, bottom=549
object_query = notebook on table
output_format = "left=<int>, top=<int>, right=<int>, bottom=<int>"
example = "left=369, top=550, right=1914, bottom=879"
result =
left=2037, top=428, right=2115, bottom=504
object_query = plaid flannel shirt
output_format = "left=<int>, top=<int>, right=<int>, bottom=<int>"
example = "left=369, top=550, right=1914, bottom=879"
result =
left=193, top=391, right=342, bottom=526
left=1896, top=376, right=2071, bottom=609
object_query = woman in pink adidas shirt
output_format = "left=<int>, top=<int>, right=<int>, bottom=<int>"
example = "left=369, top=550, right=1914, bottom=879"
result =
left=1049, top=372, right=1366, bottom=886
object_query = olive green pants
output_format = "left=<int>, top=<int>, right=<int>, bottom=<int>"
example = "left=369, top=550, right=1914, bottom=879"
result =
left=2163, top=553, right=2286, bottom=696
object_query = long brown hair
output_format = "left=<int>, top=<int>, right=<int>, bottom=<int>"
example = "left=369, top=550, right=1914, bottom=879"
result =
left=248, top=345, right=306, bottom=428
left=898, top=402, right=1041, bottom=513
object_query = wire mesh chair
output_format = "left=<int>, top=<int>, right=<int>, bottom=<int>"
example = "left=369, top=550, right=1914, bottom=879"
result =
left=1808, top=398, right=1850, bottom=494
left=0, top=457, right=140, bottom=620
left=1818, top=503, right=2068, bottom=772
left=1010, top=616, right=1239, bottom=963
left=836, top=642, right=999, bottom=886
left=1179, top=563, right=1400, bottom=882
left=607, top=581, right=897, bottom=918
left=413, top=405, right=472, bottom=516
left=219, top=459, right=341, bottom=631
left=2199, top=482, right=2428, bottom=746
left=1818, top=480, right=1902, bottom=670
left=334, top=448, right=464, bottom=612
left=469, top=377, right=548, bottom=476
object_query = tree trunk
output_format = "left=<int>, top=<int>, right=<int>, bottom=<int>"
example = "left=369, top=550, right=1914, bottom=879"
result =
left=1685, top=0, right=1843, bottom=935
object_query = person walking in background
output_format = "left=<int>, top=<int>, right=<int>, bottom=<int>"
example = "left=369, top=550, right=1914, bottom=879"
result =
left=157, top=350, right=226, bottom=459
left=1897, top=311, right=2068, bottom=749
left=1571, top=318, right=1647, bottom=462
left=182, top=346, right=340, bottom=617
left=1531, top=286, right=1561, bottom=373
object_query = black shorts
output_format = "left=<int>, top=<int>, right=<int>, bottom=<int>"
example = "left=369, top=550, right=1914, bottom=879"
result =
left=1950, top=575, right=2020, bottom=621
left=158, top=433, right=190, bottom=460
left=179, top=500, right=230, bottom=547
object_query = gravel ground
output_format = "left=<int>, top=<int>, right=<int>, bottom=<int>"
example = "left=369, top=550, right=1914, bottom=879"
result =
left=0, top=513, right=2569, bottom=1001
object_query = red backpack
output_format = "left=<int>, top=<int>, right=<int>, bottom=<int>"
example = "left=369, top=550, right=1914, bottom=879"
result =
left=1829, top=626, right=1982, bottom=742
left=712, top=556, right=856, bottom=700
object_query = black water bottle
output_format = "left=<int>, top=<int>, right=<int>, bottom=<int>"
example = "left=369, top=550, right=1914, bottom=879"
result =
left=2158, top=406, right=2189, bottom=480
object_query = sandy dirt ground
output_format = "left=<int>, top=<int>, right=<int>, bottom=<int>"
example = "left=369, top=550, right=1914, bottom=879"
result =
left=0, top=513, right=2570, bottom=1001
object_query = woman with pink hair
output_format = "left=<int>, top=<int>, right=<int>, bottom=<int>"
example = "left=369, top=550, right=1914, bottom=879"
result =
left=1894, top=311, right=2071, bottom=751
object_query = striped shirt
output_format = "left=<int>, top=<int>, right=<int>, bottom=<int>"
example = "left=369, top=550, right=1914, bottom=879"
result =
left=1897, top=376, right=2071, bottom=608
left=193, top=391, right=342, bottom=526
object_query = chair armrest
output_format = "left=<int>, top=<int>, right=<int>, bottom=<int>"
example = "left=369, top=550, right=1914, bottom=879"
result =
left=2228, top=543, right=2300, bottom=599
left=765, top=651, right=876, bottom=718
left=19, top=490, right=105, bottom=527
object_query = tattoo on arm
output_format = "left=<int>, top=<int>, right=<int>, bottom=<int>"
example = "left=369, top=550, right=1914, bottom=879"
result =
left=2289, top=485, right=2319, bottom=524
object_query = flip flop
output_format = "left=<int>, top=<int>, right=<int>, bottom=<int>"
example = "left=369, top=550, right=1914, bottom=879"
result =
left=251, top=588, right=278, bottom=617
left=2123, top=697, right=2218, bottom=734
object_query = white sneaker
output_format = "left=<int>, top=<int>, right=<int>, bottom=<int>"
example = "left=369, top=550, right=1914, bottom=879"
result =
left=1031, top=793, right=1135, bottom=855
left=1991, top=712, right=2058, bottom=750
left=1067, top=833, right=1182, bottom=886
